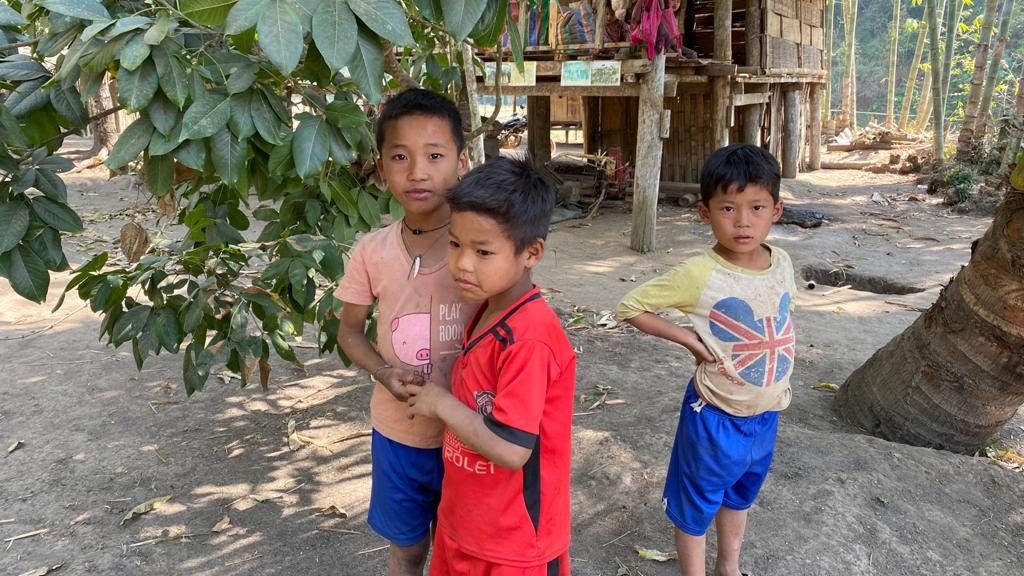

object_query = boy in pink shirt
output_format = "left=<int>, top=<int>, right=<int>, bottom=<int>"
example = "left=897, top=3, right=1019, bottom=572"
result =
left=335, top=89, right=473, bottom=576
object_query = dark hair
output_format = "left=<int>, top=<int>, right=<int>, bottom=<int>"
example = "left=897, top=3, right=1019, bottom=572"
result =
left=375, top=88, right=465, bottom=153
left=448, top=156, right=555, bottom=254
left=699, top=144, right=781, bottom=205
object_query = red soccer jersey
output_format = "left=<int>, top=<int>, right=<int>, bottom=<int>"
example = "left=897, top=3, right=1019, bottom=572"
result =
left=436, top=287, right=577, bottom=567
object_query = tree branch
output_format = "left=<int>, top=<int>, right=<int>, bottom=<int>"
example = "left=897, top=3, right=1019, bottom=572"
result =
left=0, top=38, right=40, bottom=51
left=464, top=47, right=504, bottom=141
left=15, top=105, right=125, bottom=163
left=383, top=43, right=418, bottom=91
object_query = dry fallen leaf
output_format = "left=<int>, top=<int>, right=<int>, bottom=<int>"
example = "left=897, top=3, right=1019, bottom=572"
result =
left=120, top=495, right=172, bottom=526
left=250, top=494, right=280, bottom=503
left=8, top=440, right=24, bottom=454
left=634, top=546, right=678, bottom=562
left=812, top=382, right=840, bottom=393
left=17, top=564, right=63, bottom=576
left=287, top=419, right=303, bottom=451
left=314, top=505, right=348, bottom=518
left=119, top=222, right=150, bottom=263
left=211, top=514, right=232, bottom=533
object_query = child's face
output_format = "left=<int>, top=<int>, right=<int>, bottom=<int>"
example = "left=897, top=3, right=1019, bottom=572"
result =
left=698, top=183, right=782, bottom=265
left=376, top=114, right=469, bottom=220
left=448, top=211, right=542, bottom=305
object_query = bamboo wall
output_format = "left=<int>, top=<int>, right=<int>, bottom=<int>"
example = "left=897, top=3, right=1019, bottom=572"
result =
left=765, top=0, right=825, bottom=70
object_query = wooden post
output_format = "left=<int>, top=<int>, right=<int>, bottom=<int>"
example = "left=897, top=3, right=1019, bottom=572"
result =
left=712, top=0, right=733, bottom=149
left=742, top=85, right=768, bottom=146
left=630, top=53, right=666, bottom=253
left=461, top=44, right=485, bottom=167
left=746, top=0, right=762, bottom=71
left=583, top=96, right=600, bottom=154
left=808, top=83, right=822, bottom=170
left=783, top=88, right=801, bottom=178
left=527, top=96, right=552, bottom=167
left=595, top=0, right=606, bottom=50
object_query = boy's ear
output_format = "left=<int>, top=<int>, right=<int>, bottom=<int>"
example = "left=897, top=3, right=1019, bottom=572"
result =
left=771, top=199, right=784, bottom=222
left=457, top=150, right=470, bottom=178
left=375, top=157, right=387, bottom=186
left=523, top=239, right=545, bottom=269
left=697, top=201, right=711, bottom=223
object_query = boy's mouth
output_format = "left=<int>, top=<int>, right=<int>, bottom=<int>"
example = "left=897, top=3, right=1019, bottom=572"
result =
left=455, top=278, right=478, bottom=291
left=405, top=188, right=433, bottom=200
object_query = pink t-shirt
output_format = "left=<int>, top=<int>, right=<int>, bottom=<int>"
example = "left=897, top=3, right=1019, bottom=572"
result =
left=335, top=222, right=474, bottom=448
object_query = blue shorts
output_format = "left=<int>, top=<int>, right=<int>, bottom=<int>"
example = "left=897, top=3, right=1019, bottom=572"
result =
left=368, top=430, right=444, bottom=547
left=663, top=381, right=779, bottom=536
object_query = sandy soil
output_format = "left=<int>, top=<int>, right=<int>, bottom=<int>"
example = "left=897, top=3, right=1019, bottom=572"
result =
left=2, top=146, right=1023, bottom=576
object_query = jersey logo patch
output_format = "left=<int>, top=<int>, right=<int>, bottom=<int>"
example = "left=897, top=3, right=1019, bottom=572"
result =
left=708, top=293, right=794, bottom=388
left=474, top=391, right=495, bottom=416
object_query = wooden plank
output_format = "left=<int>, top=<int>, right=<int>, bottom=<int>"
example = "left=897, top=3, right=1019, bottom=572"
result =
left=733, top=92, right=772, bottom=106
left=781, top=16, right=801, bottom=43
left=811, top=26, right=823, bottom=49
left=799, top=45, right=822, bottom=70
left=801, top=23, right=812, bottom=45
left=477, top=83, right=641, bottom=97
left=527, top=96, right=551, bottom=166
left=686, top=93, right=696, bottom=183
left=774, top=0, right=797, bottom=19
left=769, top=36, right=799, bottom=68
left=712, top=77, right=731, bottom=149
left=476, top=59, right=652, bottom=77
left=715, top=0, right=733, bottom=61
left=808, top=83, right=822, bottom=170
left=747, top=0, right=764, bottom=71
left=782, top=88, right=801, bottom=178
left=630, top=54, right=666, bottom=253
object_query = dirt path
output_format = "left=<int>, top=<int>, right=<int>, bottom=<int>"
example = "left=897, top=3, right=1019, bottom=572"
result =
left=2, top=161, right=1023, bottom=576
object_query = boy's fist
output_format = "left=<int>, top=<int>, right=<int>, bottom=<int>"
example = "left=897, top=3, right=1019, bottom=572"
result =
left=376, top=367, right=424, bottom=402
left=406, top=381, right=446, bottom=419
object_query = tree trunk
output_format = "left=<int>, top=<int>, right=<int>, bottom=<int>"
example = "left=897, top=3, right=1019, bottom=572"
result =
left=885, top=0, right=900, bottom=126
left=835, top=166, right=1024, bottom=454
left=939, top=0, right=964, bottom=119
left=86, top=80, right=118, bottom=158
left=974, top=0, right=1016, bottom=141
left=926, top=0, right=944, bottom=165
left=898, top=5, right=928, bottom=131
left=997, top=77, right=1024, bottom=175
left=824, top=0, right=835, bottom=126
left=842, top=0, right=858, bottom=131
left=912, top=69, right=933, bottom=132
left=955, top=0, right=999, bottom=161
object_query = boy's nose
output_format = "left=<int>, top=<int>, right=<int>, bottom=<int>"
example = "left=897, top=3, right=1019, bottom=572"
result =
left=408, top=157, right=428, bottom=181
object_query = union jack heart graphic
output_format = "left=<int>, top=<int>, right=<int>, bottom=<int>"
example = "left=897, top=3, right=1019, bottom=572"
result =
left=708, top=294, right=794, bottom=388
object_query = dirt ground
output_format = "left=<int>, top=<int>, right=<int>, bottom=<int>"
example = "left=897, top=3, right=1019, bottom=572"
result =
left=3, top=142, right=1024, bottom=576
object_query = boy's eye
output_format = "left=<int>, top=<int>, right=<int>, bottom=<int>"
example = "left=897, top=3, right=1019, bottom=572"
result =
left=429, top=153, right=444, bottom=160
left=476, top=250, right=492, bottom=257
left=721, top=206, right=735, bottom=212
left=391, top=154, right=407, bottom=161
left=449, top=240, right=460, bottom=249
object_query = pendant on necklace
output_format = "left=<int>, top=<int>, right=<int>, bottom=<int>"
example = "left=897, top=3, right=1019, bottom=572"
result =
left=408, top=255, right=422, bottom=280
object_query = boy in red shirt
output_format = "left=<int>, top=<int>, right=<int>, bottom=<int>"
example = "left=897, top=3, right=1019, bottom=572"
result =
left=406, top=157, right=577, bottom=575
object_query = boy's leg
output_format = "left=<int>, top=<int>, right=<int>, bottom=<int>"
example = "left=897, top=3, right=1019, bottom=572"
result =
left=711, top=507, right=748, bottom=576
left=388, top=534, right=431, bottom=576
left=673, top=528, right=707, bottom=576
left=368, top=430, right=445, bottom=576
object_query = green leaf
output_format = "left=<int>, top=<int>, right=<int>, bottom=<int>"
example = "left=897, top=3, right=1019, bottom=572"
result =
left=257, top=0, right=304, bottom=75
left=0, top=106, right=28, bottom=146
left=181, top=92, right=231, bottom=140
left=144, top=12, right=172, bottom=45
left=324, top=99, right=366, bottom=129
left=32, top=197, right=84, bottom=233
left=18, top=108, right=60, bottom=147
left=312, top=0, right=357, bottom=74
left=225, top=0, right=268, bottom=34
left=268, top=136, right=294, bottom=175
left=0, top=57, right=50, bottom=81
left=292, top=114, right=329, bottom=180
left=470, top=0, right=506, bottom=46
left=155, top=307, right=182, bottom=353
left=270, top=331, right=298, bottom=362
left=388, top=195, right=404, bottom=220
left=293, top=0, right=322, bottom=32
left=0, top=2, right=28, bottom=26
left=106, top=116, right=155, bottom=170
left=505, top=7, right=524, bottom=73
left=442, top=0, right=486, bottom=42
left=226, top=65, right=257, bottom=94
left=152, top=45, right=189, bottom=109
left=251, top=91, right=285, bottom=145
left=117, top=59, right=159, bottom=112
left=145, top=153, right=175, bottom=197
left=356, top=190, right=380, bottom=228
left=7, top=245, right=50, bottom=303
left=183, top=343, right=210, bottom=395
left=38, top=0, right=111, bottom=21
left=119, top=33, right=151, bottom=71
left=228, top=92, right=256, bottom=139
left=327, top=125, right=356, bottom=165
left=347, top=26, right=385, bottom=104
left=413, top=0, right=441, bottom=21
left=174, top=138, right=207, bottom=171
left=6, top=78, right=49, bottom=117
left=33, top=169, right=68, bottom=203
left=103, top=15, right=154, bottom=39
left=0, top=202, right=30, bottom=254
left=36, top=155, right=74, bottom=173
left=147, top=94, right=179, bottom=136
left=179, top=0, right=237, bottom=27
left=112, top=305, right=151, bottom=346
left=27, top=227, right=69, bottom=272
left=349, top=0, right=414, bottom=46
left=49, top=84, right=89, bottom=127
left=211, top=128, right=247, bottom=185
left=149, top=122, right=183, bottom=155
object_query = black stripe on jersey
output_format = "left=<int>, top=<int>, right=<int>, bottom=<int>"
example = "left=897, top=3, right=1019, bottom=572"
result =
left=464, top=292, right=543, bottom=353
left=484, top=413, right=538, bottom=449
left=523, top=436, right=541, bottom=532
left=547, top=556, right=560, bottom=576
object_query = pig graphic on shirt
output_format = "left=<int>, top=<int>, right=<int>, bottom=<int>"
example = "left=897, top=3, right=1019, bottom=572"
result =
left=391, top=312, right=432, bottom=377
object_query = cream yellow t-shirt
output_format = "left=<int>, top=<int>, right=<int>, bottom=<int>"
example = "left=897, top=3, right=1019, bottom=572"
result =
left=335, top=222, right=476, bottom=448
left=617, top=247, right=797, bottom=416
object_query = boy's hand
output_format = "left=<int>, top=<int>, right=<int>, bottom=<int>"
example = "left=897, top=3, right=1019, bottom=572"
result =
left=683, top=332, right=716, bottom=364
left=376, top=367, right=424, bottom=402
left=406, top=381, right=448, bottom=420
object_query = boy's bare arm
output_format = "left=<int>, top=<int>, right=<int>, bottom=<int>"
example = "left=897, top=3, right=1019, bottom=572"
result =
left=338, top=303, right=423, bottom=401
left=406, top=383, right=532, bottom=469
left=626, top=312, right=715, bottom=363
